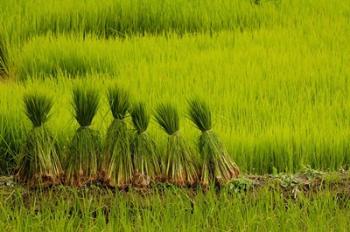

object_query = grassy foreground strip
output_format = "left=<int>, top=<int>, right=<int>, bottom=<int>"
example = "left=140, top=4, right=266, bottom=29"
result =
left=0, top=170, right=349, bottom=231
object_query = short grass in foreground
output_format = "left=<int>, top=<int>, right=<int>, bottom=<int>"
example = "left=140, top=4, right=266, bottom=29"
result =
left=0, top=171, right=350, bottom=231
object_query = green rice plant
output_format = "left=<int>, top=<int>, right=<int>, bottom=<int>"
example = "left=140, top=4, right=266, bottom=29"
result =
left=188, top=99, right=239, bottom=187
left=65, top=86, right=102, bottom=186
left=130, top=102, right=161, bottom=187
left=16, top=93, right=62, bottom=187
left=16, top=36, right=117, bottom=80
left=0, top=115, right=23, bottom=175
left=1, top=0, right=279, bottom=40
left=0, top=34, right=8, bottom=77
left=101, top=86, right=133, bottom=188
left=155, top=103, right=197, bottom=186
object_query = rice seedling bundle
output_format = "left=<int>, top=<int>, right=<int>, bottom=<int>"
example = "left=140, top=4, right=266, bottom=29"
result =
left=155, top=103, right=197, bottom=186
left=101, top=87, right=133, bottom=189
left=16, top=93, right=62, bottom=187
left=130, top=102, right=161, bottom=188
left=188, top=99, right=239, bottom=186
left=65, top=87, right=101, bottom=186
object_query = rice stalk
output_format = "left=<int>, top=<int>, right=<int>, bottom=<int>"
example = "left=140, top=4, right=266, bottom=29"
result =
left=188, top=99, right=239, bottom=187
left=16, top=93, right=62, bottom=187
left=130, top=103, right=161, bottom=188
left=155, top=103, right=197, bottom=186
left=65, top=87, right=101, bottom=186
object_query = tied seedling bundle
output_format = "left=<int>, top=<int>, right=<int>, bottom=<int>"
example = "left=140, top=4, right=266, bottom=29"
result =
left=101, top=87, right=133, bottom=189
left=130, top=103, right=161, bottom=188
left=188, top=99, right=239, bottom=187
left=65, top=87, right=102, bottom=186
left=155, top=103, right=197, bottom=186
left=16, top=93, right=62, bottom=187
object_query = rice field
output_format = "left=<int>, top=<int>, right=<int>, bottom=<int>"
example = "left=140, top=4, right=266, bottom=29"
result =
left=0, top=0, right=350, bottom=230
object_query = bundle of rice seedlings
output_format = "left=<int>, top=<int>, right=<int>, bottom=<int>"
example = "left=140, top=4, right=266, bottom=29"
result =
left=155, top=103, right=197, bottom=187
left=0, top=35, right=8, bottom=77
left=188, top=99, right=239, bottom=187
left=16, top=93, right=62, bottom=187
left=65, top=87, right=102, bottom=186
left=130, top=102, right=161, bottom=188
left=100, top=86, right=133, bottom=189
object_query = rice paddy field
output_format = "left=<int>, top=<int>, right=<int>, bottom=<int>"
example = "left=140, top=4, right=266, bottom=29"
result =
left=0, top=0, right=350, bottom=231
